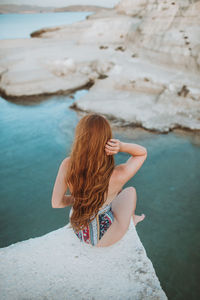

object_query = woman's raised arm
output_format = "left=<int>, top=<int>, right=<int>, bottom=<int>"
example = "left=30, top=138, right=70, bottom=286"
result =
left=105, top=139, right=147, bottom=186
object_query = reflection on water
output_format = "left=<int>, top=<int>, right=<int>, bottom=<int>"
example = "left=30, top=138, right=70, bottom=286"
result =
left=0, top=92, right=199, bottom=300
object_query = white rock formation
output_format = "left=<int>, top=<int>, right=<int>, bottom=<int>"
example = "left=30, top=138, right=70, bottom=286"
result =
left=72, top=59, right=200, bottom=132
left=121, top=0, right=200, bottom=72
left=116, top=0, right=148, bottom=17
left=0, top=218, right=167, bottom=300
left=0, top=0, right=199, bottom=132
left=48, top=58, right=76, bottom=77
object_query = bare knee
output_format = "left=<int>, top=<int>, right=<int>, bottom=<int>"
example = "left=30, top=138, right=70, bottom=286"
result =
left=125, top=186, right=136, bottom=196
left=122, top=187, right=137, bottom=212
left=123, top=187, right=137, bottom=202
left=112, top=186, right=137, bottom=227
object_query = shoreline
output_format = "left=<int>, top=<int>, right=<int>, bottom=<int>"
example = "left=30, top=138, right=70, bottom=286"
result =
left=0, top=1, right=199, bottom=133
left=70, top=101, right=200, bottom=134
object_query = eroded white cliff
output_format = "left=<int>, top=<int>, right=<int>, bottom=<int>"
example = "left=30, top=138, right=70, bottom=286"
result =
left=0, top=218, right=167, bottom=300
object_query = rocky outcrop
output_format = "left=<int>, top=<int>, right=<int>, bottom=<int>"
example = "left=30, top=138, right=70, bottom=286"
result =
left=71, top=70, right=200, bottom=133
left=122, top=0, right=200, bottom=72
left=0, top=218, right=167, bottom=300
left=116, top=0, right=148, bottom=17
left=0, top=0, right=199, bottom=132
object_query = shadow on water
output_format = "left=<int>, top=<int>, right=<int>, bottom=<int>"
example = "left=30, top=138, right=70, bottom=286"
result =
left=0, top=91, right=200, bottom=300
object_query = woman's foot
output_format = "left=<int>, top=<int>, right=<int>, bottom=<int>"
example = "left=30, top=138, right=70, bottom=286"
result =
left=133, top=214, right=145, bottom=226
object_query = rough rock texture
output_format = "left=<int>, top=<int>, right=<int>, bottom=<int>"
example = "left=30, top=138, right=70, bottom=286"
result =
left=123, top=0, right=200, bottom=72
left=72, top=58, right=200, bottom=132
left=116, top=0, right=148, bottom=16
left=0, top=218, right=167, bottom=300
left=0, top=0, right=199, bottom=132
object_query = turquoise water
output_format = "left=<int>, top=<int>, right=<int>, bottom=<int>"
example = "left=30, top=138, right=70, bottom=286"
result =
left=0, top=10, right=200, bottom=300
left=0, top=90, right=86, bottom=246
left=116, top=129, right=200, bottom=300
left=0, top=12, right=93, bottom=39
left=0, top=92, right=199, bottom=300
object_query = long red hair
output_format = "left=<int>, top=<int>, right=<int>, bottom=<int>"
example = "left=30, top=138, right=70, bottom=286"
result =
left=66, top=113, right=115, bottom=232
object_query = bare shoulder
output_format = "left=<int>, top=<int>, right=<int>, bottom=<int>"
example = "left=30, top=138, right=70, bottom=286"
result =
left=59, top=156, right=70, bottom=173
left=112, top=164, right=126, bottom=179
left=61, top=156, right=70, bottom=166
left=111, top=153, right=147, bottom=186
left=110, top=163, right=133, bottom=186
left=109, top=165, right=125, bottom=187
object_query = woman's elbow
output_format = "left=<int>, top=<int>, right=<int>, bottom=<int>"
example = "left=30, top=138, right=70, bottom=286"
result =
left=52, top=202, right=56, bottom=208
left=143, top=148, right=148, bottom=159
left=51, top=198, right=58, bottom=208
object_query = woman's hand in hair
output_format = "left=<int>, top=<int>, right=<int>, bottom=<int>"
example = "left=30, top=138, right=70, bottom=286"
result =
left=105, top=139, right=121, bottom=155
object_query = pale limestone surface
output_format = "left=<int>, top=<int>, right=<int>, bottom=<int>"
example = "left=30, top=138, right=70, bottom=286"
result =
left=123, top=0, right=200, bottom=72
left=0, top=0, right=199, bottom=132
left=73, top=56, right=200, bottom=132
left=0, top=218, right=167, bottom=300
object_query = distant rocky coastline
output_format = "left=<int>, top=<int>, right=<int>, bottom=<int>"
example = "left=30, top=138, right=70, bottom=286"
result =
left=0, top=0, right=199, bottom=133
left=0, top=4, right=108, bottom=14
left=0, top=4, right=54, bottom=14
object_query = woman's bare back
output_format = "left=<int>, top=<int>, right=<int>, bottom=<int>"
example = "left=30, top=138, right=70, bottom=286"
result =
left=99, top=167, right=124, bottom=208
left=67, top=164, right=123, bottom=210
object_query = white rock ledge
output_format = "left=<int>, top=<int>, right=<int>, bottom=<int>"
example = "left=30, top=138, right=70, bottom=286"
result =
left=0, top=218, right=167, bottom=300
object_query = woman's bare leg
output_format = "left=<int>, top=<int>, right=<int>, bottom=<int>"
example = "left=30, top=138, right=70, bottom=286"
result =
left=96, top=187, right=145, bottom=247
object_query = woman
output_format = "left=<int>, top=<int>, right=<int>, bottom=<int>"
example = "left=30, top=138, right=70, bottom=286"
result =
left=51, top=113, right=147, bottom=247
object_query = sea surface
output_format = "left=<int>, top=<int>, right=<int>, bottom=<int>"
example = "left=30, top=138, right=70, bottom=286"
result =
left=0, top=12, right=93, bottom=39
left=0, top=12, right=200, bottom=300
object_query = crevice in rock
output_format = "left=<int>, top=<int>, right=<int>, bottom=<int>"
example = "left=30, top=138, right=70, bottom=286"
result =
left=99, top=45, right=109, bottom=50
left=177, top=85, right=190, bottom=97
left=98, top=74, right=108, bottom=80
left=30, top=26, right=61, bottom=38
left=115, top=46, right=126, bottom=52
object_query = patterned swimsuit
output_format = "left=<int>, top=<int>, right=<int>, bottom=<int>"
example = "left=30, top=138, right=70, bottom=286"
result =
left=69, top=204, right=114, bottom=246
